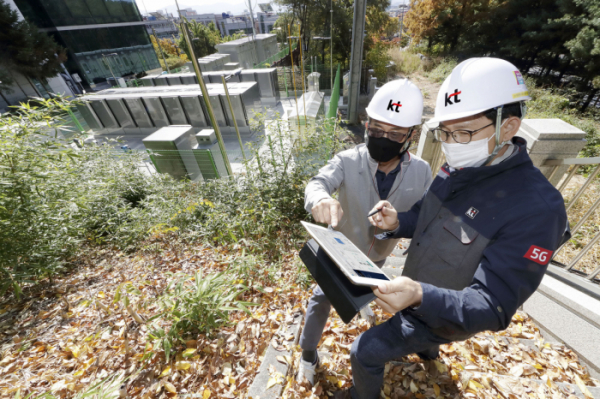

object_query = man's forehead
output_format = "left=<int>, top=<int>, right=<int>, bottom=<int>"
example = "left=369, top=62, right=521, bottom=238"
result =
left=440, top=114, right=486, bottom=129
left=370, top=118, right=407, bottom=130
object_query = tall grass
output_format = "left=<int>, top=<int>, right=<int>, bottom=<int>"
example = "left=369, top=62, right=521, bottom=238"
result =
left=387, top=47, right=423, bottom=76
left=426, top=58, right=458, bottom=83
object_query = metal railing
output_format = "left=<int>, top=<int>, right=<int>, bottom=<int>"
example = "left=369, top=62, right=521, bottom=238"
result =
left=547, top=157, right=600, bottom=282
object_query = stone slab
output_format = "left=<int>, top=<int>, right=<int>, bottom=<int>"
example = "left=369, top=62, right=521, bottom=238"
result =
left=538, top=274, right=600, bottom=330
left=247, top=313, right=303, bottom=399
left=521, top=119, right=586, bottom=140
left=527, top=139, right=587, bottom=154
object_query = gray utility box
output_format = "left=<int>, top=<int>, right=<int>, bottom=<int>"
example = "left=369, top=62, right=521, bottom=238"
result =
left=105, top=98, right=136, bottom=128
left=193, top=129, right=228, bottom=180
left=516, top=119, right=587, bottom=185
left=160, top=94, right=189, bottom=125
left=140, top=74, right=159, bottom=87
left=241, top=68, right=279, bottom=105
left=154, top=75, right=170, bottom=86
left=90, top=99, right=119, bottom=129
left=143, top=125, right=202, bottom=181
left=224, top=62, right=240, bottom=70
left=77, top=82, right=261, bottom=134
left=75, top=101, right=103, bottom=130
left=196, top=129, right=217, bottom=145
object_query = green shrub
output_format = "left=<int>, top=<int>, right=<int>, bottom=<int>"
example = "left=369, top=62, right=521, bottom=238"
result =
left=526, top=78, right=600, bottom=160
left=0, top=99, right=88, bottom=297
left=387, top=47, right=422, bottom=75
left=147, top=270, right=253, bottom=361
left=426, top=58, right=458, bottom=83
left=366, top=41, right=394, bottom=82
left=0, top=101, right=342, bottom=297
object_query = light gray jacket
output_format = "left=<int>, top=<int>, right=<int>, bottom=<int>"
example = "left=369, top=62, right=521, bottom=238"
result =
left=305, top=144, right=433, bottom=264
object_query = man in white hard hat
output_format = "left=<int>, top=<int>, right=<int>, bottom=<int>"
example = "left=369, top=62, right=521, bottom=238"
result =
left=298, top=79, right=433, bottom=385
left=333, top=58, right=570, bottom=398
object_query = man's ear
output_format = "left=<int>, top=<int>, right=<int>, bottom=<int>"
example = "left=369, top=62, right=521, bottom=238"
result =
left=501, top=116, right=521, bottom=142
left=365, top=120, right=369, bottom=129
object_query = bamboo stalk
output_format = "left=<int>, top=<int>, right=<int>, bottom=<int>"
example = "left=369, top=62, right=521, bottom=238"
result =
left=288, top=25, right=302, bottom=135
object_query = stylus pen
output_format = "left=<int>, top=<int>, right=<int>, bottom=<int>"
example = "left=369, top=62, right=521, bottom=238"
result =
left=367, top=208, right=382, bottom=218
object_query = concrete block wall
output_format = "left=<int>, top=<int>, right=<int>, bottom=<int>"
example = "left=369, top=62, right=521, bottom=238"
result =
left=516, top=119, right=587, bottom=186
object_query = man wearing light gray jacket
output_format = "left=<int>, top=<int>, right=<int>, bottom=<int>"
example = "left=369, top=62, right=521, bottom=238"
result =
left=297, top=79, right=433, bottom=385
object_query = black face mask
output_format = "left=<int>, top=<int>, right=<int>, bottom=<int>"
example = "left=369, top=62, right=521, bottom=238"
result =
left=366, top=136, right=407, bottom=162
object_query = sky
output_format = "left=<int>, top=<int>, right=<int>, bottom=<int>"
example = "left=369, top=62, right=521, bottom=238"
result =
left=135, top=0, right=266, bottom=16
left=135, top=0, right=409, bottom=16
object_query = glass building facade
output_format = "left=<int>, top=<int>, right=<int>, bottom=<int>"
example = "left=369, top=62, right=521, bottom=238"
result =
left=13, top=0, right=161, bottom=87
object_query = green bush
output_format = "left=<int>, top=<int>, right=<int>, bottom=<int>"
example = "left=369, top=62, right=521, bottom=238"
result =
left=366, top=41, right=394, bottom=82
left=525, top=78, right=600, bottom=159
left=0, top=99, right=88, bottom=296
left=387, top=47, right=422, bottom=75
left=0, top=101, right=341, bottom=296
left=426, top=58, right=458, bottom=83
left=147, top=270, right=253, bottom=361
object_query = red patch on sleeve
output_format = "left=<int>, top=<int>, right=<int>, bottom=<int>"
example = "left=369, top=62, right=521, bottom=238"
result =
left=524, top=245, right=553, bottom=265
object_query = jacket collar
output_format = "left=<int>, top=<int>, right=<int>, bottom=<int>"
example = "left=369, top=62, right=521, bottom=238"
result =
left=441, top=137, right=531, bottom=189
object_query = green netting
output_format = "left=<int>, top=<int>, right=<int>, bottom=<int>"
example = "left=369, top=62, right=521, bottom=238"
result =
left=254, top=42, right=298, bottom=68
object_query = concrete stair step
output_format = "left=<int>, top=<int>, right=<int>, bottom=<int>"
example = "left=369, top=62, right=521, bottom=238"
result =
left=524, top=274, right=600, bottom=380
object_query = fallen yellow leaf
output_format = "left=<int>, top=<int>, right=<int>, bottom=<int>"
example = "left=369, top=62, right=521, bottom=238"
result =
left=203, top=389, right=211, bottom=399
left=433, top=383, right=440, bottom=396
left=176, top=361, right=191, bottom=371
left=182, top=348, right=196, bottom=358
left=266, top=376, right=279, bottom=390
left=159, top=366, right=171, bottom=378
left=575, top=375, right=593, bottom=399
left=164, top=382, right=176, bottom=393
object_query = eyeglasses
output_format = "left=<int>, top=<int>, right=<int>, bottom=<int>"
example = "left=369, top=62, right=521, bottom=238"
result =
left=367, top=127, right=412, bottom=143
left=431, top=123, right=494, bottom=144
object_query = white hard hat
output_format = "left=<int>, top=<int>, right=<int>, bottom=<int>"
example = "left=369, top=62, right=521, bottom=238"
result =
left=365, top=78, right=423, bottom=127
left=429, top=57, right=531, bottom=124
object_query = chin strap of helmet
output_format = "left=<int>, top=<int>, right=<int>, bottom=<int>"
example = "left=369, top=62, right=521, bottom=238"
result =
left=483, top=105, right=506, bottom=166
left=398, top=127, right=415, bottom=158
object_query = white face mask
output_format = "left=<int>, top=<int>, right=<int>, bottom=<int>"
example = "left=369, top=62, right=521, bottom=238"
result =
left=442, top=134, right=495, bottom=169
left=441, top=120, right=508, bottom=169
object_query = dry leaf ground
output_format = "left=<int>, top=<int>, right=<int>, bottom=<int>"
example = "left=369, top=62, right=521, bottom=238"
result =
left=0, top=238, right=310, bottom=398
left=1, top=235, right=598, bottom=398
left=282, top=300, right=600, bottom=399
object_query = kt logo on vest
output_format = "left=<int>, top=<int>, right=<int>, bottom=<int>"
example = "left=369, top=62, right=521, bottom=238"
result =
left=387, top=100, right=402, bottom=113
left=445, top=89, right=462, bottom=106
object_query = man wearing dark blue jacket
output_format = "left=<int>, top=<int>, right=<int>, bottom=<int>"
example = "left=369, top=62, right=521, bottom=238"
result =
left=334, top=58, right=570, bottom=399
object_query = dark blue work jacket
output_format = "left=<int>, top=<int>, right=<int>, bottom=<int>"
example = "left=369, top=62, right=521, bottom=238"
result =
left=385, top=137, right=569, bottom=341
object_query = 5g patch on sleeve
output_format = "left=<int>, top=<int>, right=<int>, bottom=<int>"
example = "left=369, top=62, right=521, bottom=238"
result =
left=524, top=245, right=553, bottom=265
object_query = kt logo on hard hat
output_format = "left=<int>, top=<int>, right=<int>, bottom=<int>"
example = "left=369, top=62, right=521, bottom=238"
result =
left=387, top=100, right=402, bottom=113
left=365, top=78, right=423, bottom=127
left=444, top=89, right=462, bottom=106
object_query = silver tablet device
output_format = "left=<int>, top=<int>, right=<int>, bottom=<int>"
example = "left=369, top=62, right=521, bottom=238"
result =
left=301, top=221, right=391, bottom=287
